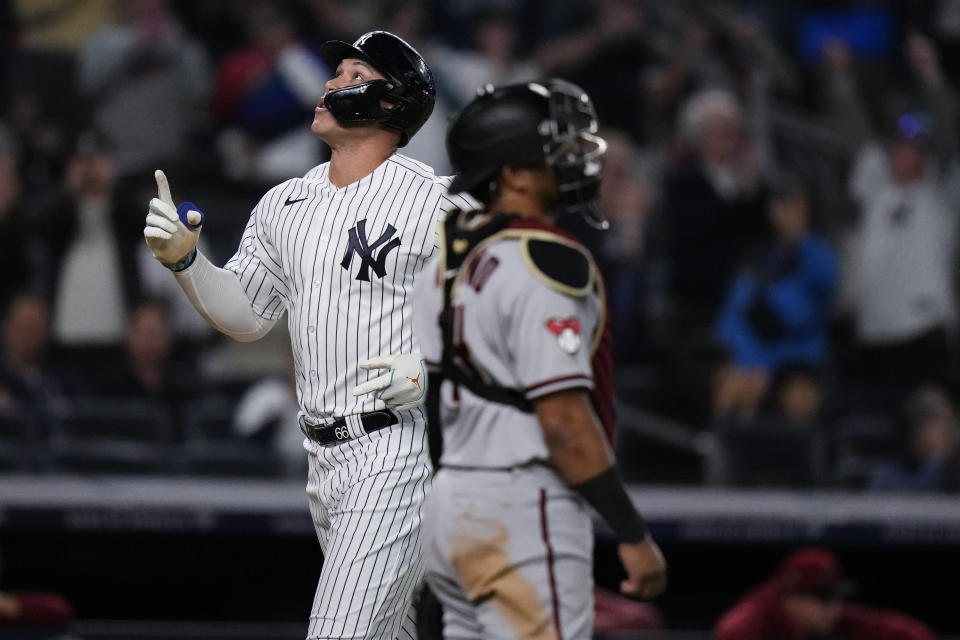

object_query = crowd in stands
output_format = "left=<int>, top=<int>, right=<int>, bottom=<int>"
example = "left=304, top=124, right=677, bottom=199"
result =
left=2, top=0, right=960, bottom=490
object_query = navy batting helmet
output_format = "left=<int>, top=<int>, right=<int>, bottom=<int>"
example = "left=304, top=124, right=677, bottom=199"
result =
left=446, top=79, right=608, bottom=227
left=320, top=31, right=435, bottom=147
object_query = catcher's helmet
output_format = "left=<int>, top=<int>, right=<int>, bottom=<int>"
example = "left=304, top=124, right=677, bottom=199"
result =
left=446, top=79, right=608, bottom=227
left=320, top=31, right=435, bottom=147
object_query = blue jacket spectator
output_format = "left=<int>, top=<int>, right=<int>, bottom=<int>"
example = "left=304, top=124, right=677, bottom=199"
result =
left=713, top=179, right=837, bottom=420
left=718, top=183, right=838, bottom=372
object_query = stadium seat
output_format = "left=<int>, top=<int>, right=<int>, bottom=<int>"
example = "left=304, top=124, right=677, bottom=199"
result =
left=716, top=425, right=826, bottom=488
left=832, top=413, right=899, bottom=487
left=181, top=398, right=284, bottom=478
left=50, top=399, right=175, bottom=474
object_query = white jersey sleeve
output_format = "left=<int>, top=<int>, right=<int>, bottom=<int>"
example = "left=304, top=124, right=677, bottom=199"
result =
left=223, top=183, right=293, bottom=320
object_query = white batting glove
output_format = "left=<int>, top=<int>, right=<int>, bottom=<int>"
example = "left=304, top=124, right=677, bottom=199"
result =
left=353, top=353, right=427, bottom=411
left=144, top=169, right=203, bottom=265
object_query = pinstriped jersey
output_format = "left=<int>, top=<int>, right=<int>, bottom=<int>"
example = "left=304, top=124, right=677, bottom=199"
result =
left=413, top=219, right=605, bottom=469
left=224, top=153, right=475, bottom=421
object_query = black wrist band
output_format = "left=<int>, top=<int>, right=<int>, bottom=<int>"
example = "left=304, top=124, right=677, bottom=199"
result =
left=572, top=467, right=649, bottom=543
left=163, top=247, right=197, bottom=272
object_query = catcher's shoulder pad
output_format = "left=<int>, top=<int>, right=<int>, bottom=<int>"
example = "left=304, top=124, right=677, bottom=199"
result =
left=521, top=234, right=595, bottom=298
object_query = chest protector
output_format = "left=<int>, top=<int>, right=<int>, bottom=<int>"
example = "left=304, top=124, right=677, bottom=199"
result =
left=437, top=210, right=535, bottom=412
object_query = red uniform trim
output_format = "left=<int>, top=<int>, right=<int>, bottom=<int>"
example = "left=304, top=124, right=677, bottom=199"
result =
left=525, top=374, right=593, bottom=394
left=591, top=313, right=616, bottom=443
left=539, top=488, right=564, bottom=640
left=507, top=218, right=580, bottom=244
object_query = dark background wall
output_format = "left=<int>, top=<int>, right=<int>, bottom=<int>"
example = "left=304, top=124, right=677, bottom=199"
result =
left=2, top=530, right=956, bottom=635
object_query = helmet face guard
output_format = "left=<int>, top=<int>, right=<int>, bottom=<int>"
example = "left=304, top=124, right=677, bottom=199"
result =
left=540, top=80, right=608, bottom=228
left=324, top=80, right=395, bottom=125
left=446, top=78, right=608, bottom=227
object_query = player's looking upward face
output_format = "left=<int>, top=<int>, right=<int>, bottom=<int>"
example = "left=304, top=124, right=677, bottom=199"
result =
left=311, top=59, right=392, bottom=144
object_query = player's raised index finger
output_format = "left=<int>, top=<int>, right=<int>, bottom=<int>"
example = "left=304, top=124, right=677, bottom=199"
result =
left=155, top=169, right=173, bottom=204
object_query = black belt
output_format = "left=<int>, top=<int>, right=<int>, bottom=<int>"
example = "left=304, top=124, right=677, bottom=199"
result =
left=299, top=410, right=398, bottom=445
left=441, top=460, right=554, bottom=473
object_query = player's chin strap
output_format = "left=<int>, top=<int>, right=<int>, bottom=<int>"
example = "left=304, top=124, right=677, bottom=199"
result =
left=437, top=210, right=534, bottom=414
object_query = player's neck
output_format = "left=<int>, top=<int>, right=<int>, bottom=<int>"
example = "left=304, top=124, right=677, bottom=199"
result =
left=489, top=192, right=551, bottom=222
left=327, top=141, right=396, bottom=188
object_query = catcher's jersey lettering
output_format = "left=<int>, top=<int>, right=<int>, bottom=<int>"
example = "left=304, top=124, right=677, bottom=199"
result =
left=224, top=153, right=474, bottom=421
left=465, top=250, right=500, bottom=292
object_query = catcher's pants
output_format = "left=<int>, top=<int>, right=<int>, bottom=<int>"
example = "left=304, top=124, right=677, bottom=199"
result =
left=305, top=409, right=431, bottom=640
left=424, top=466, right=594, bottom=640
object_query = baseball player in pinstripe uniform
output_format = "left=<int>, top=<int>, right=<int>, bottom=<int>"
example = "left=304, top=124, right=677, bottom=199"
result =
left=143, top=31, right=473, bottom=640
left=413, top=79, right=667, bottom=639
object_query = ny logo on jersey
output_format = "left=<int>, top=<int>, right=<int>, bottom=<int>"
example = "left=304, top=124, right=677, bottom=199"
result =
left=340, top=219, right=402, bottom=281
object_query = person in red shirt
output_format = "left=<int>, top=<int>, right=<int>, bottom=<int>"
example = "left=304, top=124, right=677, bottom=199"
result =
left=0, top=544, right=73, bottom=626
left=0, top=592, right=73, bottom=626
left=716, top=548, right=933, bottom=640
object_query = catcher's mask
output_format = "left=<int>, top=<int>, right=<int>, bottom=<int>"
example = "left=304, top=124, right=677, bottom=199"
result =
left=446, top=78, right=608, bottom=228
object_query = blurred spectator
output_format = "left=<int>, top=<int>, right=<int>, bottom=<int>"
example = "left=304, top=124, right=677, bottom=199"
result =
left=827, top=35, right=959, bottom=394
left=715, top=364, right=828, bottom=487
left=213, top=2, right=329, bottom=184
left=0, top=543, right=73, bottom=627
left=2, top=90, right=70, bottom=198
left=307, top=0, right=373, bottom=43
left=13, top=0, right=117, bottom=53
left=774, top=366, right=826, bottom=428
left=0, top=122, right=14, bottom=156
left=371, top=0, right=453, bottom=173
left=716, top=548, right=934, bottom=640
left=0, top=145, right=39, bottom=312
left=869, top=385, right=960, bottom=492
left=536, top=0, right=651, bottom=141
left=7, top=1, right=118, bottom=147
left=714, top=178, right=837, bottom=420
left=653, top=88, right=765, bottom=423
left=589, top=129, right=659, bottom=364
left=33, top=131, right=142, bottom=346
left=0, top=295, right=67, bottom=424
left=646, top=5, right=797, bottom=144
left=662, top=88, right=765, bottom=325
left=232, top=351, right=305, bottom=478
left=77, top=0, right=211, bottom=176
left=433, top=6, right=541, bottom=107
left=96, top=299, right=198, bottom=429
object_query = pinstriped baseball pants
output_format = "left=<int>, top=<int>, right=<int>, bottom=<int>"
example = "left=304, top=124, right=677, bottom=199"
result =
left=305, top=409, right=431, bottom=639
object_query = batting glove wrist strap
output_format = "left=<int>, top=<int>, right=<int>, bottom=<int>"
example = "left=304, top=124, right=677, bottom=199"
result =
left=162, top=246, right=198, bottom=272
left=572, top=467, right=649, bottom=543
